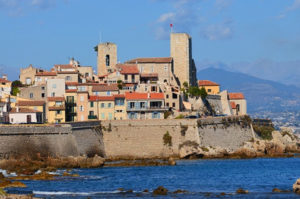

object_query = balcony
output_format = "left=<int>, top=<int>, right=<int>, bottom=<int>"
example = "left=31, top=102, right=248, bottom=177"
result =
left=127, top=106, right=168, bottom=112
left=66, top=101, right=76, bottom=106
left=88, top=115, right=97, bottom=120
left=49, top=105, right=65, bottom=111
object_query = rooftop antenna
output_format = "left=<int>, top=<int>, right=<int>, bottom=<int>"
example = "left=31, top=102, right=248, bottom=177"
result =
left=170, top=23, right=173, bottom=33
left=99, top=31, right=102, bottom=44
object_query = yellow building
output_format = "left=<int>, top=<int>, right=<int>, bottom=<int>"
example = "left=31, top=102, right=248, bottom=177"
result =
left=198, top=80, right=220, bottom=95
left=89, top=96, right=115, bottom=120
left=113, top=94, right=126, bottom=120
left=47, top=97, right=65, bottom=123
left=0, top=77, right=12, bottom=96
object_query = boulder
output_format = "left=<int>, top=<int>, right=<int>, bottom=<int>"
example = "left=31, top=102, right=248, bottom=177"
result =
left=91, top=155, right=105, bottom=167
left=153, top=186, right=168, bottom=195
left=236, top=188, right=249, bottom=194
left=293, top=178, right=300, bottom=194
left=168, top=157, right=176, bottom=166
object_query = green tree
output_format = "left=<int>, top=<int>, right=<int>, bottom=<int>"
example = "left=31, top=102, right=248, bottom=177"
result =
left=12, top=87, right=20, bottom=96
left=117, top=80, right=123, bottom=89
left=199, top=87, right=208, bottom=99
left=94, top=46, right=98, bottom=52
left=11, top=80, right=23, bottom=88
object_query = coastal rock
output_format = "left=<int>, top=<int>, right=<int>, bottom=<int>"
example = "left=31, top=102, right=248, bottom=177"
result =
left=153, top=186, right=168, bottom=195
left=91, top=155, right=105, bottom=167
left=272, top=188, right=290, bottom=193
left=168, top=157, right=176, bottom=166
left=236, top=188, right=249, bottom=194
left=293, top=178, right=300, bottom=194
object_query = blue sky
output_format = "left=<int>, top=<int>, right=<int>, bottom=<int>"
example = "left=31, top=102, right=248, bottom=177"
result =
left=0, top=0, right=300, bottom=84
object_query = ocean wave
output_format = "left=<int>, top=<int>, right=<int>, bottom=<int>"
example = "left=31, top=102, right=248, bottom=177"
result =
left=33, top=190, right=121, bottom=196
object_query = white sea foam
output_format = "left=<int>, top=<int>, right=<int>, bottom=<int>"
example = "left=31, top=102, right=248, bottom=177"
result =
left=0, top=169, right=17, bottom=177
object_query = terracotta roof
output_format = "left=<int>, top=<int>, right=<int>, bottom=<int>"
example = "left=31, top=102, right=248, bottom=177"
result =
left=125, top=92, right=164, bottom=100
left=98, top=74, right=108, bottom=78
left=17, top=100, right=45, bottom=106
left=228, top=93, right=245, bottom=100
left=35, top=72, right=57, bottom=76
left=9, top=107, right=40, bottom=113
left=140, top=73, right=158, bottom=78
left=47, top=97, right=65, bottom=101
left=116, top=64, right=139, bottom=74
left=48, top=106, right=65, bottom=111
left=54, top=64, right=75, bottom=69
left=113, top=94, right=125, bottom=98
left=89, top=96, right=115, bottom=102
left=57, top=71, right=78, bottom=74
left=198, top=80, right=219, bottom=86
left=126, top=57, right=173, bottom=63
left=0, top=78, right=11, bottom=83
left=66, top=82, right=78, bottom=86
left=124, top=83, right=136, bottom=87
left=66, top=89, right=77, bottom=93
left=92, top=84, right=119, bottom=92
left=230, top=101, right=236, bottom=109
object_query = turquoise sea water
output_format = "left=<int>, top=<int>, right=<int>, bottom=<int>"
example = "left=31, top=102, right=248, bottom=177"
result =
left=6, top=158, right=300, bottom=198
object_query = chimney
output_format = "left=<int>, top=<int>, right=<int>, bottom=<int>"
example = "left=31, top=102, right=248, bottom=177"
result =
left=2, top=74, right=7, bottom=80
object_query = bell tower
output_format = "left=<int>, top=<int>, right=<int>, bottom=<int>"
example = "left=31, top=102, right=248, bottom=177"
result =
left=97, top=42, right=117, bottom=76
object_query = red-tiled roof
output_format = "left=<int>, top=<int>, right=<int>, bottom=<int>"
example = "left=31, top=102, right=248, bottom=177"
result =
left=113, top=94, right=125, bottom=98
left=228, top=93, right=245, bottom=100
left=66, top=82, right=78, bottom=86
left=125, top=92, right=164, bottom=100
left=9, top=107, right=40, bottom=113
left=0, top=78, right=11, bottom=83
left=198, top=80, right=219, bottom=86
left=89, top=96, right=115, bottom=102
left=66, top=89, right=77, bottom=93
left=47, top=97, right=65, bottom=101
left=230, top=101, right=236, bottom=109
left=35, top=72, right=57, bottom=76
left=57, top=71, right=78, bottom=74
left=126, top=57, right=173, bottom=63
left=17, top=100, right=45, bottom=106
left=92, top=84, right=119, bottom=92
left=140, top=73, right=158, bottom=78
left=116, top=64, right=139, bottom=74
left=48, top=106, right=65, bottom=111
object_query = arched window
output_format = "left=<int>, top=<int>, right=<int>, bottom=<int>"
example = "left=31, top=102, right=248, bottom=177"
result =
left=106, top=55, right=110, bottom=66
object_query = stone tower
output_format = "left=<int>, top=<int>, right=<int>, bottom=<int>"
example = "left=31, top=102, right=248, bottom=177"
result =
left=170, top=33, right=197, bottom=87
left=97, top=42, right=117, bottom=76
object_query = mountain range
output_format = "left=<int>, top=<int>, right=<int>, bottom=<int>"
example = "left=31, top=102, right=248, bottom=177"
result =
left=197, top=68, right=300, bottom=113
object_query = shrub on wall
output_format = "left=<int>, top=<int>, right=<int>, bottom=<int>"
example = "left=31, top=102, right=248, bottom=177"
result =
left=163, top=131, right=172, bottom=147
left=253, top=125, right=274, bottom=140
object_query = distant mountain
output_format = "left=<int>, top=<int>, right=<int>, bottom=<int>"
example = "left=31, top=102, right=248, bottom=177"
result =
left=197, top=68, right=300, bottom=113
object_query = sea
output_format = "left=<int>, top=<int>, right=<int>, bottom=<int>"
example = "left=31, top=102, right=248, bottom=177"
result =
left=5, top=158, right=300, bottom=198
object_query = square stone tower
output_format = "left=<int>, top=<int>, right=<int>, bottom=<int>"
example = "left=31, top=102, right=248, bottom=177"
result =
left=97, top=42, right=117, bottom=76
left=170, top=33, right=197, bottom=87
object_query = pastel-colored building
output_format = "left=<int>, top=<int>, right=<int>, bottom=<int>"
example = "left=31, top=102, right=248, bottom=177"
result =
left=9, top=107, right=43, bottom=124
left=17, top=100, right=46, bottom=122
left=89, top=96, right=115, bottom=120
left=228, top=93, right=247, bottom=116
left=125, top=92, right=166, bottom=119
left=0, top=76, right=12, bottom=97
left=47, top=97, right=65, bottom=123
left=198, top=80, right=220, bottom=95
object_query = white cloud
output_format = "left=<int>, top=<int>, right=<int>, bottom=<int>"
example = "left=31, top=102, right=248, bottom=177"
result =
left=157, top=12, right=175, bottom=23
left=201, top=20, right=233, bottom=40
left=214, top=0, right=233, bottom=11
left=278, top=0, right=300, bottom=18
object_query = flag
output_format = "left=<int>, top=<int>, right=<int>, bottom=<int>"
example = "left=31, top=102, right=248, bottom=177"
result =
left=170, top=24, right=173, bottom=28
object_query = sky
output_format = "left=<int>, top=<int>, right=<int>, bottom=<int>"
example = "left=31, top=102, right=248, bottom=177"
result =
left=0, top=0, right=299, bottom=85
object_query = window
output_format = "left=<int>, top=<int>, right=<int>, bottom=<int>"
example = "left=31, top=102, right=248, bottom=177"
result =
left=151, top=86, right=156, bottom=92
left=41, top=93, right=45, bottom=98
left=152, top=112, right=160, bottom=119
left=129, top=102, right=135, bottom=109
left=108, top=103, right=112, bottom=108
left=41, top=86, right=45, bottom=90
left=164, top=65, right=168, bottom=71
left=151, top=66, right=154, bottom=73
left=166, top=94, right=169, bottom=99
left=101, top=103, right=105, bottom=108
left=55, top=101, right=62, bottom=106
left=172, top=93, right=178, bottom=99
left=108, top=113, right=113, bottom=120
left=51, top=92, right=55, bottom=97
left=131, top=75, right=135, bottom=82
left=124, top=74, right=128, bottom=81
left=101, top=113, right=105, bottom=119
left=166, top=103, right=169, bottom=107
left=80, top=106, right=84, bottom=112
left=115, top=98, right=124, bottom=106
left=80, top=96, right=84, bottom=102
left=208, top=89, right=212, bottom=92
left=29, top=93, right=33, bottom=98
left=89, top=111, right=94, bottom=116
left=106, top=91, right=111, bottom=96
left=172, top=102, right=175, bottom=107
left=26, top=78, right=31, bottom=85
left=52, top=84, right=56, bottom=88
left=78, top=86, right=86, bottom=91
left=105, top=55, right=110, bottom=66
left=81, top=115, right=84, bottom=121
left=85, top=73, right=89, bottom=77
left=66, top=76, right=71, bottom=81
left=140, top=102, right=146, bottom=109
left=56, top=110, right=61, bottom=115
left=90, top=102, right=94, bottom=107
